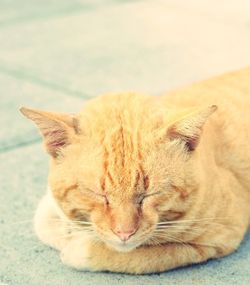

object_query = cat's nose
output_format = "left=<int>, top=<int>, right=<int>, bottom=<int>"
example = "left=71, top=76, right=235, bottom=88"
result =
left=113, top=228, right=136, bottom=241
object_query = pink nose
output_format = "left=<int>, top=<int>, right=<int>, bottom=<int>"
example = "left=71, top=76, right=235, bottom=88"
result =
left=114, top=229, right=136, bottom=241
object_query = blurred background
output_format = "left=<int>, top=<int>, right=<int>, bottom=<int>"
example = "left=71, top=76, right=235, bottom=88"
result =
left=1, top=1, right=250, bottom=284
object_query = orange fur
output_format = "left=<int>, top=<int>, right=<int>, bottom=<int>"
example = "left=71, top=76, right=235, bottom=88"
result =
left=21, top=67, right=250, bottom=273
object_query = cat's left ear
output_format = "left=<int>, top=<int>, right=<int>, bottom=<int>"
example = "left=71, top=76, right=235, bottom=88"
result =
left=167, top=105, right=217, bottom=151
left=20, top=107, right=79, bottom=157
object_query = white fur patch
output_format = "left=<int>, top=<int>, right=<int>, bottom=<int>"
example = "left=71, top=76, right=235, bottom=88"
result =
left=60, top=235, right=92, bottom=270
left=34, top=191, right=69, bottom=251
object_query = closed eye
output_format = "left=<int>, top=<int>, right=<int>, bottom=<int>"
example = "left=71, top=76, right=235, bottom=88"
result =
left=80, top=187, right=108, bottom=204
left=137, top=191, right=162, bottom=205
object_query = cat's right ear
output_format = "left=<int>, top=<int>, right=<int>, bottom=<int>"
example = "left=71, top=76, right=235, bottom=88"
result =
left=20, top=107, right=79, bottom=158
left=166, top=105, right=217, bottom=151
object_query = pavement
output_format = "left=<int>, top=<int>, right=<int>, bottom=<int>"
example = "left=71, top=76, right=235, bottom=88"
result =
left=0, top=0, right=250, bottom=284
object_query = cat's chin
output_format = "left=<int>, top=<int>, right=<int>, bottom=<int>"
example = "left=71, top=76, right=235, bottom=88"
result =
left=105, top=241, right=140, bottom=252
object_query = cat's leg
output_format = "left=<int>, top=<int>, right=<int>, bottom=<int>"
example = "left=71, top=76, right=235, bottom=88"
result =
left=34, top=193, right=70, bottom=251
left=60, top=230, right=245, bottom=274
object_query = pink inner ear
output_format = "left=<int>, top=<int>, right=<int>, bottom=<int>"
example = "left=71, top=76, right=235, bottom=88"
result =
left=185, top=136, right=198, bottom=151
left=50, top=140, right=67, bottom=148
left=168, top=129, right=199, bottom=152
left=43, top=129, right=69, bottom=156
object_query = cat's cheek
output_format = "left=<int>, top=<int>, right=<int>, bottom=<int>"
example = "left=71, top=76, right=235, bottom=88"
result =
left=140, top=201, right=159, bottom=223
left=90, top=204, right=107, bottom=223
left=142, top=198, right=160, bottom=213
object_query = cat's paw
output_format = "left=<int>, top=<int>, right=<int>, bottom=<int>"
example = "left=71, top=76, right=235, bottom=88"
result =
left=60, top=236, right=93, bottom=270
left=34, top=194, right=70, bottom=251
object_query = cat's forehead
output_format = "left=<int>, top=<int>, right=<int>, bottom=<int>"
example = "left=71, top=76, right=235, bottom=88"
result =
left=76, top=141, right=146, bottom=194
left=98, top=152, right=150, bottom=203
left=74, top=93, right=167, bottom=193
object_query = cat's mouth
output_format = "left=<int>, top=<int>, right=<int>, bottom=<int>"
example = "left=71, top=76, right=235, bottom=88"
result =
left=94, top=224, right=155, bottom=252
left=95, top=226, right=156, bottom=252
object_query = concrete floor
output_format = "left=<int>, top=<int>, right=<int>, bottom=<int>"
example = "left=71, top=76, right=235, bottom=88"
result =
left=0, top=0, right=250, bottom=284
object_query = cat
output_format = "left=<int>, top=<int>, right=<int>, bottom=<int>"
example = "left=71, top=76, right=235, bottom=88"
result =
left=20, top=67, right=250, bottom=274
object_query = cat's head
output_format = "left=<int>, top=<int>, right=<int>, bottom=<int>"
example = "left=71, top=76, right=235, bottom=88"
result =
left=20, top=93, right=216, bottom=252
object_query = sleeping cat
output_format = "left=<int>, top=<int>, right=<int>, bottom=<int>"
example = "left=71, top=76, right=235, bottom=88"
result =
left=20, top=68, right=250, bottom=274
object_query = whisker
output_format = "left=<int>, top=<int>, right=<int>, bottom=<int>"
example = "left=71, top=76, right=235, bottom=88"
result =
left=156, top=221, right=226, bottom=228
left=6, top=217, right=93, bottom=228
left=72, top=220, right=93, bottom=225
left=157, top=217, right=230, bottom=225
left=151, top=233, right=188, bottom=247
left=154, top=225, right=216, bottom=237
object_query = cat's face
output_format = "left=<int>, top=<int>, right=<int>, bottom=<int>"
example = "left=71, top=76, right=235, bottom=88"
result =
left=49, top=129, right=189, bottom=252
left=20, top=93, right=216, bottom=252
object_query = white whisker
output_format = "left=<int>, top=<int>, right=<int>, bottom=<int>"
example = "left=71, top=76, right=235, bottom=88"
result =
left=157, top=217, right=229, bottom=225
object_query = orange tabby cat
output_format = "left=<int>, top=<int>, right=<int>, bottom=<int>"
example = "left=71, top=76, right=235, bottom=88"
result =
left=20, top=68, right=250, bottom=274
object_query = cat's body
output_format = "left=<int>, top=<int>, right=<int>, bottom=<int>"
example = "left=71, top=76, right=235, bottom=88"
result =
left=21, top=68, right=250, bottom=274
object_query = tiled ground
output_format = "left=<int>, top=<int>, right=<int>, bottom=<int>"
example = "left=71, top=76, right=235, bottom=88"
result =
left=0, top=1, right=250, bottom=284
